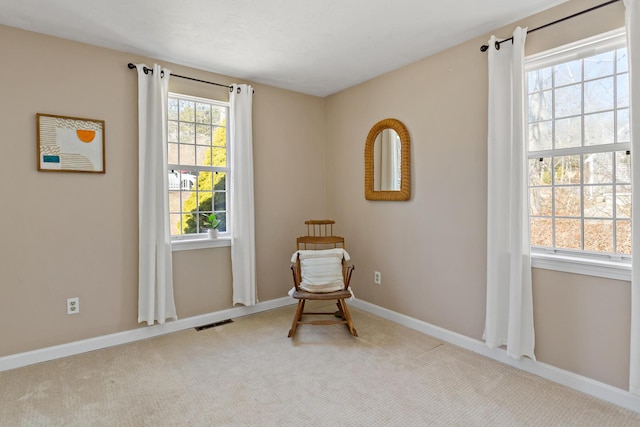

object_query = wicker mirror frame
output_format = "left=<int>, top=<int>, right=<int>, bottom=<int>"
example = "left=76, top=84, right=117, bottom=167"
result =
left=364, top=118, right=410, bottom=201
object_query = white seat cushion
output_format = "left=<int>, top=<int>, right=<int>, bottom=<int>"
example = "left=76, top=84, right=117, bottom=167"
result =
left=295, top=249, right=348, bottom=293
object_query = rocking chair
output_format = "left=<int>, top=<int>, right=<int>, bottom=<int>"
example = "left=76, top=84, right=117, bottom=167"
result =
left=288, top=220, right=357, bottom=338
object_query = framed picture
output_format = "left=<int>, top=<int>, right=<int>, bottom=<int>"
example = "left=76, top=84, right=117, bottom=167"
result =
left=37, top=113, right=105, bottom=173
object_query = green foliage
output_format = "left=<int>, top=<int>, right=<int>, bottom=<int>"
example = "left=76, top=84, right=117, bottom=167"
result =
left=204, top=213, right=221, bottom=229
left=179, top=120, right=227, bottom=235
left=182, top=194, right=227, bottom=234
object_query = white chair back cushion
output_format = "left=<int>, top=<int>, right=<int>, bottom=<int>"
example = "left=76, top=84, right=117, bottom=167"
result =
left=294, top=249, right=348, bottom=293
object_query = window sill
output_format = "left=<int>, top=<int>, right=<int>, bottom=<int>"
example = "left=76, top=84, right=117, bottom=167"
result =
left=171, top=236, right=231, bottom=252
left=531, top=251, right=630, bottom=282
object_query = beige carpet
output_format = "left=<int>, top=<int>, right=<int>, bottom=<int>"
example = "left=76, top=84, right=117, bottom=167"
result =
left=1, top=303, right=639, bottom=426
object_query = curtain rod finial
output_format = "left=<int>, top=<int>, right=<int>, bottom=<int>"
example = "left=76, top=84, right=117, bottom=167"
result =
left=480, top=44, right=489, bottom=52
left=127, top=63, right=135, bottom=69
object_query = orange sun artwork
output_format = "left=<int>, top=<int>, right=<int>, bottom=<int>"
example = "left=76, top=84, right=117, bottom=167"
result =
left=76, top=129, right=96, bottom=143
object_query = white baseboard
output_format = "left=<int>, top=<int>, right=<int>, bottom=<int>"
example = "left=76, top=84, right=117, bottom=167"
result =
left=3, top=296, right=638, bottom=413
left=0, top=297, right=295, bottom=373
left=349, top=299, right=640, bottom=414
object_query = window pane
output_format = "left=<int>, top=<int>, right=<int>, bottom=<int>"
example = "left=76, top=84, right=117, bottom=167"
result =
left=168, top=143, right=179, bottom=164
left=617, top=48, right=629, bottom=73
left=584, top=111, right=614, bottom=146
left=214, top=172, right=227, bottom=191
left=214, top=191, right=226, bottom=211
left=168, top=121, right=178, bottom=143
left=196, top=146, right=211, bottom=167
left=212, top=107, right=226, bottom=126
left=215, top=212, right=227, bottom=232
left=584, top=185, right=613, bottom=218
left=616, top=151, right=631, bottom=183
left=179, top=100, right=195, bottom=121
left=170, top=213, right=182, bottom=236
left=196, top=103, right=211, bottom=124
left=179, top=123, right=195, bottom=144
left=583, top=152, right=613, bottom=184
left=196, top=124, right=211, bottom=145
left=198, top=171, right=213, bottom=191
left=169, top=191, right=181, bottom=213
left=616, top=185, right=631, bottom=218
left=555, top=218, right=582, bottom=249
left=529, top=158, right=552, bottom=186
left=179, top=143, right=196, bottom=166
left=554, top=155, right=581, bottom=184
left=584, top=77, right=613, bottom=114
left=554, top=117, right=581, bottom=149
left=584, top=219, right=613, bottom=252
left=618, top=108, right=630, bottom=143
left=617, top=73, right=629, bottom=108
left=530, top=187, right=552, bottom=216
left=181, top=190, right=195, bottom=209
left=529, top=121, right=552, bottom=151
left=555, top=84, right=582, bottom=118
left=530, top=217, right=552, bottom=247
left=528, top=67, right=553, bottom=93
left=554, top=60, right=581, bottom=86
left=211, top=147, right=227, bottom=167
left=213, top=125, right=227, bottom=147
left=168, top=98, right=179, bottom=120
left=528, top=91, right=552, bottom=122
left=584, top=51, right=614, bottom=80
left=617, top=220, right=632, bottom=254
left=555, top=186, right=581, bottom=217
left=179, top=171, right=196, bottom=191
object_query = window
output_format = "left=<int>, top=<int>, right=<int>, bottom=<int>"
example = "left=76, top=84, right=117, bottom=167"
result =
left=167, top=93, right=229, bottom=240
left=526, top=29, right=631, bottom=271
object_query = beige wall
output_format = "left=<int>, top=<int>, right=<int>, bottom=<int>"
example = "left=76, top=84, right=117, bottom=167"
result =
left=0, top=0, right=633, bottom=392
left=0, top=25, right=325, bottom=356
left=324, top=0, right=630, bottom=389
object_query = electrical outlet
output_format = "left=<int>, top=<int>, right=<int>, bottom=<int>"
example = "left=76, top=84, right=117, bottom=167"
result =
left=374, top=271, right=381, bottom=285
left=67, top=297, right=79, bottom=315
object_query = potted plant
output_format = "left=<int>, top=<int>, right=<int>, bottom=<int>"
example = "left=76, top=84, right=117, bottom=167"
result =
left=203, top=213, right=221, bottom=239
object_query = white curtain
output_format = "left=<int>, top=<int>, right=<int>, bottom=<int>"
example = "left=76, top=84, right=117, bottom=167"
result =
left=626, top=0, right=640, bottom=395
left=136, top=63, right=176, bottom=325
left=230, top=84, right=257, bottom=306
left=484, top=27, right=536, bottom=360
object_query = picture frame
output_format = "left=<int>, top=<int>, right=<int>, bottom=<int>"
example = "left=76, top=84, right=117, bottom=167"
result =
left=37, top=113, right=105, bottom=173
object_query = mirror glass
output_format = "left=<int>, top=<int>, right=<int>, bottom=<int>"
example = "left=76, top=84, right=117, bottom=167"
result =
left=373, top=129, right=401, bottom=191
left=364, top=118, right=410, bottom=201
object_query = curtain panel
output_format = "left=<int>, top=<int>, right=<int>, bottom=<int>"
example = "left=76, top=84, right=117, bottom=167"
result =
left=484, top=28, right=536, bottom=360
left=230, top=84, right=257, bottom=306
left=136, top=63, right=177, bottom=325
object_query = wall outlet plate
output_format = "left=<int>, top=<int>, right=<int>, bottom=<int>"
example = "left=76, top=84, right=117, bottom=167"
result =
left=374, top=271, right=381, bottom=285
left=67, top=297, right=79, bottom=315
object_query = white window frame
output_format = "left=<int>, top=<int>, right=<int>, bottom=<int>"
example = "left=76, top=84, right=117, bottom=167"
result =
left=167, top=93, right=231, bottom=251
left=525, top=28, right=631, bottom=281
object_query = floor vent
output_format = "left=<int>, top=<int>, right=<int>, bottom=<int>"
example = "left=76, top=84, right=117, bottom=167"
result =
left=195, top=319, right=233, bottom=331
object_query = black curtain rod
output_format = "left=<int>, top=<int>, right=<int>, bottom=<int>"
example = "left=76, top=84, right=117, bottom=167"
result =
left=480, top=0, right=621, bottom=52
left=127, top=63, right=232, bottom=90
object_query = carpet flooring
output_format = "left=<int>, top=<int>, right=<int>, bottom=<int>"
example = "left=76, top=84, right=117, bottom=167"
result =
left=1, top=302, right=639, bottom=426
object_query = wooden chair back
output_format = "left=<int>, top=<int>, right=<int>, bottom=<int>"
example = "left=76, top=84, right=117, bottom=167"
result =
left=296, top=220, right=345, bottom=250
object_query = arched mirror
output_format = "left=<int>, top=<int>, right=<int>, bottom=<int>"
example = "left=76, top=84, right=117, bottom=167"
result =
left=364, top=118, right=410, bottom=201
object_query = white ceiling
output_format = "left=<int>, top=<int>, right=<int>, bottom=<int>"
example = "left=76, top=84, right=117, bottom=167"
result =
left=0, top=0, right=568, bottom=97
